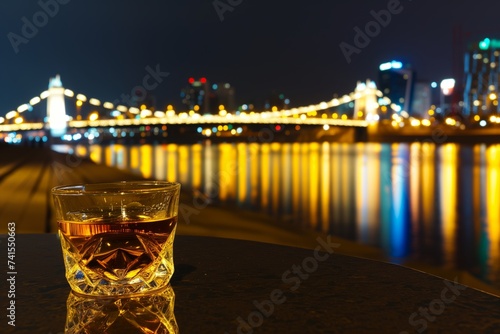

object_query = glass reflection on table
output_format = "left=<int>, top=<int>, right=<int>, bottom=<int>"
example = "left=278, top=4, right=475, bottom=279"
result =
left=65, top=285, right=178, bottom=334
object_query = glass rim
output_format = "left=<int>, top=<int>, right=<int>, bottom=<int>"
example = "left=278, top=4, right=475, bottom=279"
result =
left=51, top=181, right=180, bottom=196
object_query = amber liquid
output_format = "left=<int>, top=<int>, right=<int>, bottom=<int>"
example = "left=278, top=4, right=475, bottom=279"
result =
left=58, top=216, right=177, bottom=282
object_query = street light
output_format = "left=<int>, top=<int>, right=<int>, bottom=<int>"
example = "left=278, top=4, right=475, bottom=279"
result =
left=89, top=112, right=99, bottom=121
left=5, top=111, right=17, bottom=120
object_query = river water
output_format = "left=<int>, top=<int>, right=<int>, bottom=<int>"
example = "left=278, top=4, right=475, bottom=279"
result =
left=72, top=141, right=500, bottom=291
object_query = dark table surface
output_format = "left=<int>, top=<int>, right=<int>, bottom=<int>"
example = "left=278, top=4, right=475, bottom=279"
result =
left=1, top=234, right=499, bottom=334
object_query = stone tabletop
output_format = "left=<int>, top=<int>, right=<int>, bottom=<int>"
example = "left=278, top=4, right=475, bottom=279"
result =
left=1, top=234, right=499, bottom=334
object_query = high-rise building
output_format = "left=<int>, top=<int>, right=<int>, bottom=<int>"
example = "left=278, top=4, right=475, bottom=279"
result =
left=181, top=79, right=237, bottom=114
left=411, top=82, right=432, bottom=117
left=463, top=38, right=500, bottom=116
left=181, top=77, right=209, bottom=114
left=378, top=60, right=415, bottom=114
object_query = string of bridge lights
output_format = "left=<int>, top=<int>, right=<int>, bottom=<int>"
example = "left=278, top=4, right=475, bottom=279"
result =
left=0, top=84, right=394, bottom=132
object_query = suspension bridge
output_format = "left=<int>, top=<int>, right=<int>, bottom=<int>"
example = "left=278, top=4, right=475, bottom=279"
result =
left=0, top=75, right=391, bottom=144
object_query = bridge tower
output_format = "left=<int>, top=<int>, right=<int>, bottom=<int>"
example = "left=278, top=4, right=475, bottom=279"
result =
left=354, top=79, right=378, bottom=120
left=47, top=74, right=67, bottom=137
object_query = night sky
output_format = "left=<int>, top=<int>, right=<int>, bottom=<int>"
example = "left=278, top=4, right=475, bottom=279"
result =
left=1, top=0, right=500, bottom=113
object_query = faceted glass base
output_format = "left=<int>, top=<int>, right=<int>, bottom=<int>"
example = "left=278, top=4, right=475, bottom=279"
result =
left=59, top=226, right=176, bottom=296
left=65, top=285, right=178, bottom=334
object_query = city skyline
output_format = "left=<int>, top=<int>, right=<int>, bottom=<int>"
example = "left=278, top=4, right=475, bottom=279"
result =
left=2, top=2, right=500, bottom=317
left=1, top=0, right=500, bottom=112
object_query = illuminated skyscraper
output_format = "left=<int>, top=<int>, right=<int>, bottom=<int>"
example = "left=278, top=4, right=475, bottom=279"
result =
left=181, top=78, right=237, bottom=114
left=378, top=60, right=415, bottom=114
left=181, top=77, right=209, bottom=114
left=411, top=82, right=432, bottom=117
left=463, top=38, right=500, bottom=115
left=47, top=74, right=67, bottom=137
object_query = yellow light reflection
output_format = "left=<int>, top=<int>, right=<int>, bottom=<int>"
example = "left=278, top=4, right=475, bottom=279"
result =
left=140, top=145, right=153, bottom=179
left=249, top=143, right=260, bottom=205
left=369, top=144, right=381, bottom=239
left=260, top=144, right=270, bottom=210
left=341, top=144, right=352, bottom=226
left=410, top=142, right=421, bottom=245
left=178, top=145, right=189, bottom=186
left=191, top=144, right=202, bottom=190
left=355, top=143, right=381, bottom=243
left=89, top=145, right=101, bottom=164
left=486, top=145, right=500, bottom=274
left=300, top=144, right=310, bottom=226
left=237, top=143, right=248, bottom=204
left=308, top=143, right=320, bottom=230
left=291, top=143, right=301, bottom=223
left=218, top=145, right=228, bottom=201
left=228, top=145, right=237, bottom=200
left=75, top=145, right=87, bottom=158
left=105, top=146, right=112, bottom=167
left=355, top=143, right=366, bottom=240
left=421, top=143, right=435, bottom=236
left=218, top=144, right=237, bottom=201
left=130, top=146, right=139, bottom=170
left=320, top=142, right=331, bottom=232
left=330, top=143, right=341, bottom=226
left=166, top=144, right=178, bottom=183
left=281, top=144, right=292, bottom=216
left=440, top=144, right=458, bottom=267
left=203, top=142, right=214, bottom=196
left=271, top=143, right=281, bottom=214
left=154, top=145, right=166, bottom=180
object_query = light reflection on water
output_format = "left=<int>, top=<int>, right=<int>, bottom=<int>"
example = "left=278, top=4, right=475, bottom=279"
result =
left=78, top=141, right=500, bottom=289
